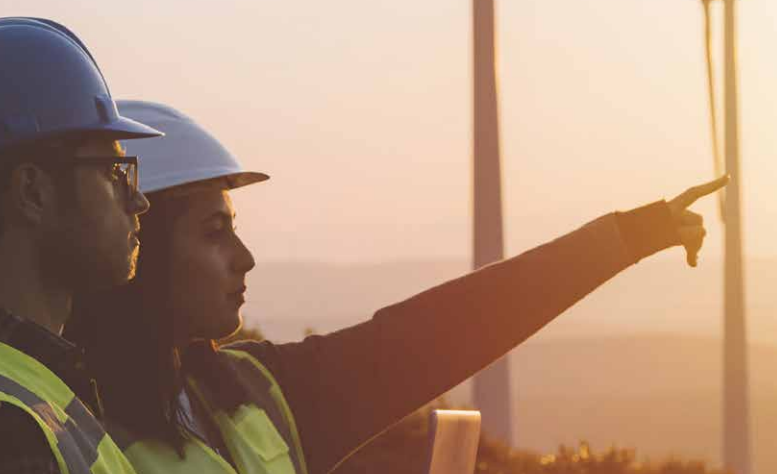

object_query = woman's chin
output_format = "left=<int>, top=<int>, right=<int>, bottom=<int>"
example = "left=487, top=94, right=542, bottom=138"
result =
left=213, top=314, right=243, bottom=340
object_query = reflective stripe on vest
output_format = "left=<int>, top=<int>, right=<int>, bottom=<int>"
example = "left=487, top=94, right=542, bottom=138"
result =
left=0, top=342, right=138, bottom=474
left=115, top=349, right=308, bottom=474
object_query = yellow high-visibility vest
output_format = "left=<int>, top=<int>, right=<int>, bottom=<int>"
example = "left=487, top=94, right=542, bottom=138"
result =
left=0, top=342, right=140, bottom=474
left=114, top=349, right=308, bottom=474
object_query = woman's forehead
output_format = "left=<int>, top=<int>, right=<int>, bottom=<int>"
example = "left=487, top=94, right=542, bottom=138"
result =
left=179, top=188, right=235, bottom=222
left=155, top=177, right=229, bottom=199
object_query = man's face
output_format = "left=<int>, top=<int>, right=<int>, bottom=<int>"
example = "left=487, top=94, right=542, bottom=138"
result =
left=41, top=138, right=150, bottom=290
left=166, top=188, right=255, bottom=342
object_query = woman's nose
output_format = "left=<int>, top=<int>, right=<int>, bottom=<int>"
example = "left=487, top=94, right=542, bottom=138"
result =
left=232, top=236, right=256, bottom=274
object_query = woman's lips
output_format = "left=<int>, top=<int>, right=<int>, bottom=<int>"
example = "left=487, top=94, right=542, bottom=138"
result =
left=227, top=286, right=247, bottom=304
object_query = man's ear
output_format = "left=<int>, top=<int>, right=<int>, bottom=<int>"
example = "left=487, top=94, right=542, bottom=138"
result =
left=6, top=163, right=55, bottom=228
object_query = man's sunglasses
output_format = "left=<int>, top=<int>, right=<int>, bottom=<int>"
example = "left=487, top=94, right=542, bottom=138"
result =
left=0, top=154, right=140, bottom=199
left=54, top=155, right=140, bottom=199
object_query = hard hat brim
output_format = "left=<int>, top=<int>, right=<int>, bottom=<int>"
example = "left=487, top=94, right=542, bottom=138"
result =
left=225, top=171, right=270, bottom=190
left=87, top=115, right=164, bottom=140
left=141, top=170, right=269, bottom=194
left=0, top=115, right=163, bottom=153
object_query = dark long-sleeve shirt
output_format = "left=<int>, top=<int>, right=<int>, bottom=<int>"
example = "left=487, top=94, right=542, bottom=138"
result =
left=232, top=202, right=679, bottom=474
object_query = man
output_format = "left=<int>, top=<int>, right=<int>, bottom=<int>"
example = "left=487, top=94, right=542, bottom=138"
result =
left=0, top=18, right=162, bottom=474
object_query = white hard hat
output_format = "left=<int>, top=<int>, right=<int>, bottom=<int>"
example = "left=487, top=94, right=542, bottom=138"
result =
left=117, top=100, right=268, bottom=194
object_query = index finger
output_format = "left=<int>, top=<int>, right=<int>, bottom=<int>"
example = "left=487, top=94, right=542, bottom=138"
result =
left=674, top=174, right=730, bottom=209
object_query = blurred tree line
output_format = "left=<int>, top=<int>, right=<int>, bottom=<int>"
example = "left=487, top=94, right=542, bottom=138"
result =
left=224, top=326, right=729, bottom=474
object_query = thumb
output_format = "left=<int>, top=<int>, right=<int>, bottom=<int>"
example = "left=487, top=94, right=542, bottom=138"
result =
left=678, top=226, right=707, bottom=267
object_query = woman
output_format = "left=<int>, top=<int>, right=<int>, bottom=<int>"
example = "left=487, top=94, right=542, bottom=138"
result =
left=67, top=100, right=726, bottom=474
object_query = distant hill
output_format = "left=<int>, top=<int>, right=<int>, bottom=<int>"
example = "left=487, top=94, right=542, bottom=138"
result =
left=508, top=335, right=777, bottom=474
left=242, top=258, right=471, bottom=339
left=243, top=256, right=777, bottom=343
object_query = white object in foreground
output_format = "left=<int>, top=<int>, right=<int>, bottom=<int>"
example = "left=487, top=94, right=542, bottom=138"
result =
left=426, top=410, right=482, bottom=474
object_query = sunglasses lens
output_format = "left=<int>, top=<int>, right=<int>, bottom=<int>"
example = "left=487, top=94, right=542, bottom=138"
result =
left=120, top=163, right=138, bottom=194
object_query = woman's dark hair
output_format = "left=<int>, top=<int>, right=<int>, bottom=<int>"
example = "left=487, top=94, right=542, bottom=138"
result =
left=66, top=188, right=249, bottom=455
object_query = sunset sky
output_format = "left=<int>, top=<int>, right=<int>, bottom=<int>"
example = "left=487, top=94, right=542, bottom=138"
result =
left=3, top=0, right=776, bottom=263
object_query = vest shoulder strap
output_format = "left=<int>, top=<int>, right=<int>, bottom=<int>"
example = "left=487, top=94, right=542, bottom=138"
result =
left=217, top=348, right=308, bottom=474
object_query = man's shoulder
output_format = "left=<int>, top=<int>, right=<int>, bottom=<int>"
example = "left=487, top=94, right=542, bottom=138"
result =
left=0, top=403, right=59, bottom=474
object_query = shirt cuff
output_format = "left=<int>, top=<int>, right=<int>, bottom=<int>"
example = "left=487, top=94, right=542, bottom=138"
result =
left=615, top=200, right=681, bottom=263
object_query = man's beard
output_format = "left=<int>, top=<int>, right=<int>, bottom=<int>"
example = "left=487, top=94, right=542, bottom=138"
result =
left=126, top=243, right=140, bottom=281
left=39, top=221, right=132, bottom=294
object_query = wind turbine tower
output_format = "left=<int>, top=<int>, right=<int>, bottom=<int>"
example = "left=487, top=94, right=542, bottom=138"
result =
left=472, top=0, right=514, bottom=445
left=721, top=0, right=751, bottom=472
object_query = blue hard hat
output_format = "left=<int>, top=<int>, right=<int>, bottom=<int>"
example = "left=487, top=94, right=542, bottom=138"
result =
left=0, top=18, right=162, bottom=153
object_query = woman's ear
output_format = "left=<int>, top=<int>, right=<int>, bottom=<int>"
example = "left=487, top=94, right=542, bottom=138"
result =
left=7, top=163, right=55, bottom=228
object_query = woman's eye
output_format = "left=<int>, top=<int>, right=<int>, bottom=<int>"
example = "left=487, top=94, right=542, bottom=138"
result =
left=206, top=225, right=238, bottom=240
left=206, top=224, right=227, bottom=237
left=204, top=217, right=237, bottom=239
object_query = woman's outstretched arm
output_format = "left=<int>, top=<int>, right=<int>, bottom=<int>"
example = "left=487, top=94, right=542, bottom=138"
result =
left=243, top=176, right=727, bottom=474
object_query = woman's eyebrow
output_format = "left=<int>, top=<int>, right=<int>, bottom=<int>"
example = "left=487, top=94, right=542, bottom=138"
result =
left=202, top=210, right=234, bottom=225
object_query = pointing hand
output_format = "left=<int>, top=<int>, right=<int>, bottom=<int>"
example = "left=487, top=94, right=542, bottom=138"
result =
left=667, top=175, right=730, bottom=267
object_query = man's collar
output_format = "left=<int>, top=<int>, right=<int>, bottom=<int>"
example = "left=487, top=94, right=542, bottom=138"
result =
left=0, top=308, right=102, bottom=416
left=0, top=308, right=82, bottom=369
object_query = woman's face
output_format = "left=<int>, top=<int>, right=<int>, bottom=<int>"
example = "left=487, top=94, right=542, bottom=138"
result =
left=168, top=188, right=255, bottom=342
